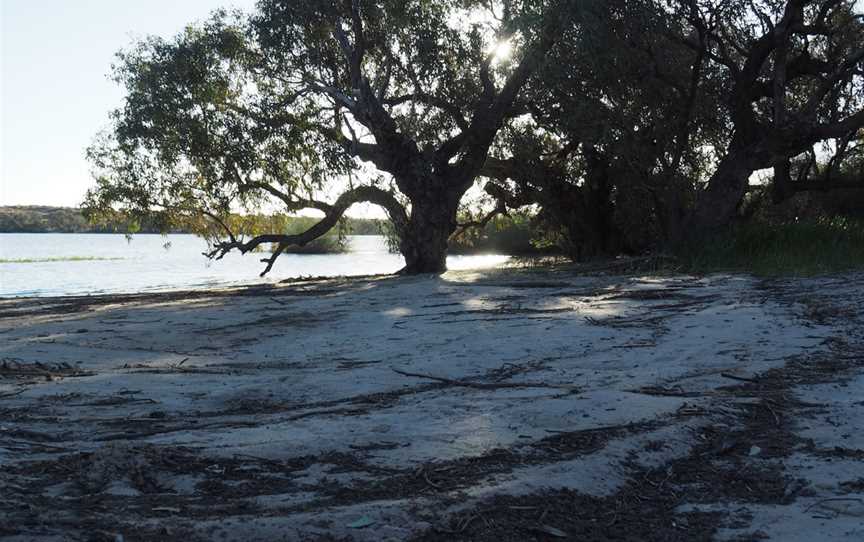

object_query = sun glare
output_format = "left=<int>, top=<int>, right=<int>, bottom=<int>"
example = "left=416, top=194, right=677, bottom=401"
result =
left=489, top=40, right=512, bottom=63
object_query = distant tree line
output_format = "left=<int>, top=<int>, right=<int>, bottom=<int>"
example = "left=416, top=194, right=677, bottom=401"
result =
left=84, top=0, right=863, bottom=274
left=0, top=206, right=385, bottom=236
left=0, top=206, right=161, bottom=234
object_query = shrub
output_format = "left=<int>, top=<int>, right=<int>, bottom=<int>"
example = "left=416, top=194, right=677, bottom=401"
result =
left=678, top=216, right=864, bottom=276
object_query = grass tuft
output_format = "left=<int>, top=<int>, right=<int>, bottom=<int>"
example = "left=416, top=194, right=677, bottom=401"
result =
left=678, top=217, right=864, bottom=276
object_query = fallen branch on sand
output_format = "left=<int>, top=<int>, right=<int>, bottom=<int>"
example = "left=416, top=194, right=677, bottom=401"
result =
left=392, top=368, right=578, bottom=391
left=584, top=315, right=668, bottom=328
left=0, top=388, right=26, bottom=400
left=720, top=372, right=759, bottom=383
left=0, top=359, right=95, bottom=379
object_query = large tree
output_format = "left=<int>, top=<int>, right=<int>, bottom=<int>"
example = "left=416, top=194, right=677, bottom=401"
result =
left=678, top=0, right=864, bottom=233
left=84, top=0, right=577, bottom=274
left=480, top=0, right=723, bottom=258
left=480, top=0, right=864, bottom=258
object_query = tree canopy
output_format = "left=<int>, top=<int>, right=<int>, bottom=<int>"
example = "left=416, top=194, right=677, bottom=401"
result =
left=479, top=0, right=864, bottom=258
left=85, top=0, right=864, bottom=273
left=86, top=0, right=580, bottom=274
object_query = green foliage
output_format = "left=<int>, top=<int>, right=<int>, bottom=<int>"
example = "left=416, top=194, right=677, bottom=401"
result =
left=449, top=213, right=554, bottom=255
left=0, top=206, right=92, bottom=233
left=83, top=1, right=561, bottom=251
left=83, top=7, right=356, bottom=237
left=80, top=0, right=863, bottom=273
left=678, top=217, right=864, bottom=276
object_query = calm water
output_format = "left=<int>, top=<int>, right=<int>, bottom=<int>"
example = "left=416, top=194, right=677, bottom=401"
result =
left=0, top=234, right=510, bottom=297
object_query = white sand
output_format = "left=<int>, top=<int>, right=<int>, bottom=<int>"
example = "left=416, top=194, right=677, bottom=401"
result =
left=1, top=268, right=861, bottom=540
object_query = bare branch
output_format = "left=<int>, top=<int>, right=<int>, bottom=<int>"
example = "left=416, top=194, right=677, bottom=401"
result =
left=451, top=184, right=509, bottom=239
left=205, top=185, right=408, bottom=276
left=382, top=93, right=469, bottom=130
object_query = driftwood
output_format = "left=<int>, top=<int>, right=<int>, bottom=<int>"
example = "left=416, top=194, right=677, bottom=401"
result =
left=392, top=368, right=578, bottom=391
left=0, top=360, right=95, bottom=379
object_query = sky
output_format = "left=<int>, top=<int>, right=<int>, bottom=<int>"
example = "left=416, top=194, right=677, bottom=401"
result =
left=1, top=0, right=256, bottom=208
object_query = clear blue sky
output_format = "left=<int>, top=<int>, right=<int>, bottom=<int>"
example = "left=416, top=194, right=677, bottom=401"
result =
left=1, top=0, right=255, bottom=207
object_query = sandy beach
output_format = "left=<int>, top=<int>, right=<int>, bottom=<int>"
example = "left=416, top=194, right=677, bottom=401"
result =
left=1, top=267, right=863, bottom=541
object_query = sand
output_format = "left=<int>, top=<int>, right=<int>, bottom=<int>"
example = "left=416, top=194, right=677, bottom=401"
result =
left=0, top=267, right=862, bottom=541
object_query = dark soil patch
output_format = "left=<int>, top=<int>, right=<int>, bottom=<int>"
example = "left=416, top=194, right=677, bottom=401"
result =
left=414, top=489, right=721, bottom=542
left=291, top=422, right=658, bottom=515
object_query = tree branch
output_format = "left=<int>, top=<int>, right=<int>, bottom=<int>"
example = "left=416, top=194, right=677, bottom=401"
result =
left=382, top=92, right=469, bottom=130
left=205, top=185, right=408, bottom=276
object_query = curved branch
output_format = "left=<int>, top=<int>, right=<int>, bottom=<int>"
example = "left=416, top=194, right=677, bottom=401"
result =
left=247, top=180, right=333, bottom=214
left=451, top=191, right=507, bottom=240
left=792, top=171, right=864, bottom=192
left=811, top=108, right=864, bottom=141
left=205, top=185, right=408, bottom=276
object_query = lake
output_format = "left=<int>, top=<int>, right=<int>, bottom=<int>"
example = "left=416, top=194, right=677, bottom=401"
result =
left=0, top=234, right=510, bottom=297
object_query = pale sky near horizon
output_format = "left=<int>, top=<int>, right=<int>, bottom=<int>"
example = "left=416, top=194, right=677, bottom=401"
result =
left=1, top=1, right=862, bottom=210
left=1, top=0, right=256, bottom=208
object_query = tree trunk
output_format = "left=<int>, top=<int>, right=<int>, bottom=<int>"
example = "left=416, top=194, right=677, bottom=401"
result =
left=398, top=190, right=460, bottom=274
left=684, top=146, right=757, bottom=238
left=771, top=158, right=793, bottom=203
left=580, top=148, right=616, bottom=257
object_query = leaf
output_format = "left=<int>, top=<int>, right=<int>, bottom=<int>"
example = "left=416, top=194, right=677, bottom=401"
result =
left=347, top=516, right=376, bottom=529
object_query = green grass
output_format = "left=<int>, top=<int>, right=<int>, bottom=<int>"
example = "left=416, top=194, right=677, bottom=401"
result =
left=0, top=256, right=125, bottom=264
left=678, top=217, right=864, bottom=276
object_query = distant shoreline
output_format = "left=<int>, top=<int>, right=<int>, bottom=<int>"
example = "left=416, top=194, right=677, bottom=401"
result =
left=0, top=231, right=382, bottom=235
left=0, top=206, right=385, bottom=235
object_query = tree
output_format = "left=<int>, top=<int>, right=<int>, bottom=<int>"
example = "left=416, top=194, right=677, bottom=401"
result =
left=678, top=0, right=864, bottom=234
left=84, top=0, right=576, bottom=275
left=480, top=0, right=864, bottom=258
left=480, top=0, right=722, bottom=258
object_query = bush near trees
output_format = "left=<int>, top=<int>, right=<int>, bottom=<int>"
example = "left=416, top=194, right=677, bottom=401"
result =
left=84, top=0, right=864, bottom=274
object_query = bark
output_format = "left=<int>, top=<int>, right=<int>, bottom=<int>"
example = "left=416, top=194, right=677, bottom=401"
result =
left=678, top=0, right=864, bottom=240
left=686, top=143, right=759, bottom=236
left=482, top=153, right=621, bottom=260
left=575, top=148, right=616, bottom=258
left=650, top=178, right=688, bottom=248
left=398, top=187, right=461, bottom=274
left=792, top=172, right=864, bottom=192
left=771, top=158, right=794, bottom=203
left=320, top=2, right=571, bottom=275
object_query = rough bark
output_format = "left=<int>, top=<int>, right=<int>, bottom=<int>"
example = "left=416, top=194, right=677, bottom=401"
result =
left=320, top=1, right=571, bottom=275
left=686, top=142, right=759, bottom=235
left=399, top=200, right=458, bottom=274
left=771, top=158, right=794, bottom=203
left=481, top=150, right=620, bottom=261
left=577, top=147, right=616, bottom=258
